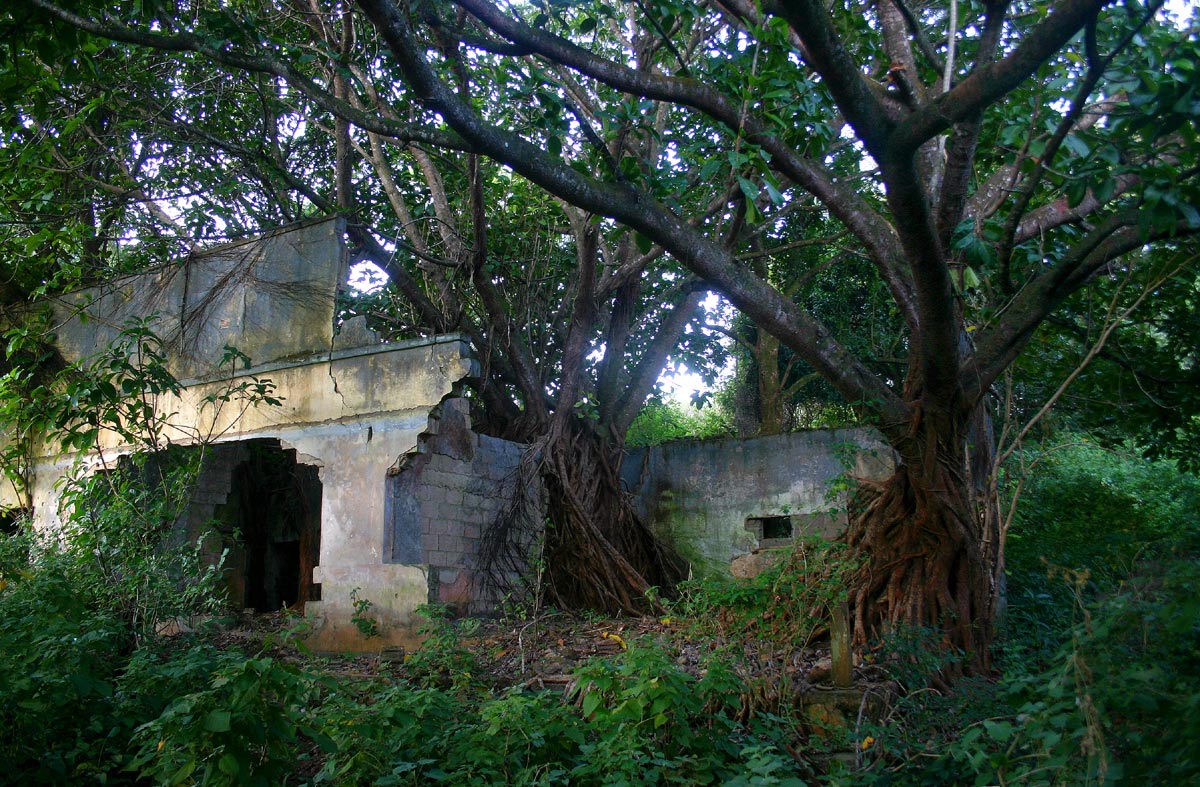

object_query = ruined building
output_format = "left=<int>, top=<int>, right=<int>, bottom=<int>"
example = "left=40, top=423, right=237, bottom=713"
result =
left=0, top=218, right=890, bottom=651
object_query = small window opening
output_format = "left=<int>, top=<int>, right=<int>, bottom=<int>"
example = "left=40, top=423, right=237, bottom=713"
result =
left=745, top=515, right=795, bottom=542
left=762, top=516, right=794, bottom=540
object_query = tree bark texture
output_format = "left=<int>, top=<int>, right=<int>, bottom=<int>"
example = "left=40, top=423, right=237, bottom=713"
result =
left=540, top=418, right=685, bottom=613
left=846, top=412, right=997, bottom=675
left=478, top=416, right=685, bottom=616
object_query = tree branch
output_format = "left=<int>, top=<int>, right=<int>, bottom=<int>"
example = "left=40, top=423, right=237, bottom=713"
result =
left=889, top=0, right=945, bottom=76
left=995, top=258, right=1183, bottom=469
left=878, top=154, right=960, bottom=406
left=776, top=0, right=896, bottom=156
left=25, top=0, right=472, bottom=151
left=933, top=1, right=1008, bottom=247
left=996, top=2, right=1162, bottom=291
left=613, top=285, right=708, bottom=436
left=358, top=0, right=907, bottom=426
left=968, top=214, right=1200, bottom=400
left=449, top=0, right=918, bottom=331
left=888, top=0, right=1109, bottom=155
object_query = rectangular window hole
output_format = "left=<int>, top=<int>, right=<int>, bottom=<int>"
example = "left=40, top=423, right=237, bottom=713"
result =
left=745, top=515, right=794, bottom=542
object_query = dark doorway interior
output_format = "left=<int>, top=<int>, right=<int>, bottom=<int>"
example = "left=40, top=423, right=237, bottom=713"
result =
left=0, top=508, right=27, bottom=536
left=221, top=440, right=322, bottom=612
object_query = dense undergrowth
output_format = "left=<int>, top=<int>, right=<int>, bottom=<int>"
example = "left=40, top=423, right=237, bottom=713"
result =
left=1, top=440, right=1198, bottom=786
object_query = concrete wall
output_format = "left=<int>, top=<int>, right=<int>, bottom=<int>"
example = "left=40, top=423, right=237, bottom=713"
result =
left=5, top=218, right=482, bottom=653
left=3, top=217, right=902, bottom=649
left=623, top=429, right=894, bottom=576
left=49, top=216, right=345, bottom=380
left=20, top=336, right=479, bottom=651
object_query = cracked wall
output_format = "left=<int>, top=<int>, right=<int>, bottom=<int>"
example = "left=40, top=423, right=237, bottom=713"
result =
left=4, top=218, right=480, bottom=653
left=49, top=216, right=344, bottom=379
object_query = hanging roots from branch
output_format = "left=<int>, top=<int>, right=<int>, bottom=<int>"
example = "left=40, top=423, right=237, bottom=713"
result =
left=476, top=435, right=548, bottom=612
left=478, top=418, right=686, bottom=616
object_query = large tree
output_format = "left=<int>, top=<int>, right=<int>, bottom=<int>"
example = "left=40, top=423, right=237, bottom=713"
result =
left=13, top=0, right=1200, bottom=671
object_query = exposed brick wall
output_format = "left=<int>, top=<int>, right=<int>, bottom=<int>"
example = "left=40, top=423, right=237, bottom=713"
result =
left=386, top=398, right=529, bottom=613
left=387, top=401, right=893, bottom=608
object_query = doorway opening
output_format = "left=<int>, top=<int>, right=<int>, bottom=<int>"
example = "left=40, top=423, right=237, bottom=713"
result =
left=218, top=440, right=322, bottom=612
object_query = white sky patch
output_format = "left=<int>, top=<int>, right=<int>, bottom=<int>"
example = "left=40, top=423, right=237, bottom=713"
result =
left=1161, top=0, right=1195, bottom=25
left=349, top=260, right=388, bottom=293
left=656, top=292, right=734, bottom=404
left=658, top=364, right=714, bottom=405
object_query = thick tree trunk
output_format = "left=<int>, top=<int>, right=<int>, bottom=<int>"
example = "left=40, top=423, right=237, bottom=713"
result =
left=756, top=333, right=788, bottom=436
left=844, top=420, right=997, bottom=677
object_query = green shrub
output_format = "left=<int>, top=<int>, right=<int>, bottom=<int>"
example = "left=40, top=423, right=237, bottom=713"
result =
left=833, top=442, right=1200, bottom=787
left=0, top=319, right=283, bottom=784
left=54, top=448, right=228, bottom=645
left=674, top=537, right=859, bottom=649
left=314, top=683, right=460, bottom=785
left=867, top=553, right=1200, bottom=787
left=316, top=641, right=807, bottom=787
left=399, top=604, right=483, bottom=691
left=1008, top=441, right=1200, bottom=587
left=0, top=450, right=230, bottom=783
left=0, top=516, right=237, bottom=784
left=0, top=532, right=127, bottom=783
left=129, top=653, right=334, bottom=787
left=1004, top=441, right=1200, bottom=662
left=625, top=398, right=733, bottom=446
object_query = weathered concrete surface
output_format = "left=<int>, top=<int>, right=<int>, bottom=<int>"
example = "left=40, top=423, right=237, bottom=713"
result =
left=5, top=217, right=903, bottom=652
left=49, top=216, right=345, bottom=380
left=0, top=459, right=23, bottom=511
left=9, top=218, right=481, bottom=653
left=21, top=336, right=478, bottom=652
left=623, top=429, right=894, bottom=576
left=729, top=547, right=790, bottom=579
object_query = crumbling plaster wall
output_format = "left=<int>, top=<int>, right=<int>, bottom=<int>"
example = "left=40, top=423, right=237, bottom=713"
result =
left=379, top=421, right=895, bottom=610
left=622, top=429, right=895, bottom=576
left=5, top=217, right=482, bottom=653
left=20, top=333, right=480, bottom=652
left=255, top=338, right=479, bottom=652
left=3, top=215, right=904, bottom=652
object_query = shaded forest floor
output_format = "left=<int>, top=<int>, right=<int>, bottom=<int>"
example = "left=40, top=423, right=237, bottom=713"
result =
left=215, top=609, right=869, bottom=695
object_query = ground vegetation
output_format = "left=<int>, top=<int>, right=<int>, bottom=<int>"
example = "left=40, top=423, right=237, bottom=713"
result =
left=1, top=435, right=1197, bottom=785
